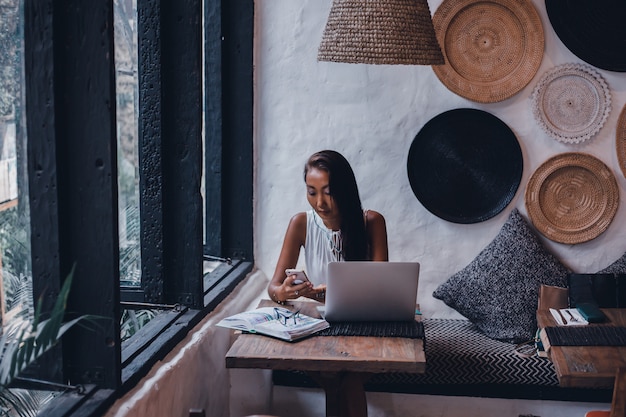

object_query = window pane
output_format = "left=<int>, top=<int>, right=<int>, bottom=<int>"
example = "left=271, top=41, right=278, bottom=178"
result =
left=114, top=0, right=141, bottom=287
left=0, top=0, right=33, bottom=324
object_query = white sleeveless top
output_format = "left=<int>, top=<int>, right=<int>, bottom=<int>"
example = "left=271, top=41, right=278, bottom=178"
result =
left=304, top=210, right=344, bottom=285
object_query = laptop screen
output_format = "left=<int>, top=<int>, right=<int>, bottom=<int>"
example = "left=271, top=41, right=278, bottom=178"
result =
left=324, top=261, right=420, bottom=322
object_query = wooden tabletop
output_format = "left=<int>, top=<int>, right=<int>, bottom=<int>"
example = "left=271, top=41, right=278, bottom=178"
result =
left=225, top=299, right=426, bottom=374
left=537, top=308, right=626, bottom=388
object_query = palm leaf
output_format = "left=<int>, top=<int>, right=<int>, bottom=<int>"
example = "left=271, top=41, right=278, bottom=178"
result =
left=0, top=386, right=51, bottom=417
left=0, top=265, right=96, bottom=387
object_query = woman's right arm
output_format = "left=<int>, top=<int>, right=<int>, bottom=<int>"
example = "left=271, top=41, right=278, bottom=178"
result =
left=268, top=212, right=310, bottom=303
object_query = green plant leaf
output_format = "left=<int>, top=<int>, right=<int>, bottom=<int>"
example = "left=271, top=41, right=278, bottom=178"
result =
left=0, top=264, right=96, bottom=387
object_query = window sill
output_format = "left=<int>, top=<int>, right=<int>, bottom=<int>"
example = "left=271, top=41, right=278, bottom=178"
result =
left=38, top=259, right=253, bottom=417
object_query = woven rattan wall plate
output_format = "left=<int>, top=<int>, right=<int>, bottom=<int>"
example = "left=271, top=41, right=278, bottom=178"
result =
left=525, top=153, right=619, bottom=245
left=531, top=63, right=611, bottom=144
left=431, top=0, right=544, bottom=103
left=617, top=104, right=626, bottom=178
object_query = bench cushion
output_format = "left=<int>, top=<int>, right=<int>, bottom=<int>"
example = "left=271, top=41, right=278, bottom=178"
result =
left=369, top=319, right=558, bottom=386
left=365, top=319, right=610, bottom=401
left=273, top=318, right=611, bottom=402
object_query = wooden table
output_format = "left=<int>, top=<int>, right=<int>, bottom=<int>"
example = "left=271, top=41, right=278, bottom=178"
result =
left=537, top=308, right=626, bottom=388
left=225, top=300, right=425, bottom=417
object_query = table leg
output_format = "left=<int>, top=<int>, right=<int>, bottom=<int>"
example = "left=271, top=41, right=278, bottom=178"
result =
left=308, top=371, right=371, bottom=417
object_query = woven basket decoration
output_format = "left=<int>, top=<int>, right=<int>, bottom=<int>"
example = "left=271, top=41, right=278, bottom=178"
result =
left=616, top=104, right=626, bottom=178
left=431, top=0, right=544, bottom=103
left=317, top=0, right=444, bottom=65
left=531, top=63, right=611, bottom=144
left=525, top=153, right=619, bottom=245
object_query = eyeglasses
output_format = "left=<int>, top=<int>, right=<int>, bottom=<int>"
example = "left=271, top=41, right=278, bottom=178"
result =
left=274, top=308, right=301, bottom=326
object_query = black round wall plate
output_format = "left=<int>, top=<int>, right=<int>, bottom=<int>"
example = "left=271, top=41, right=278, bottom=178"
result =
left=545, top=0, right=626, bottom=72
left=407, top=108, right=523, bottom=224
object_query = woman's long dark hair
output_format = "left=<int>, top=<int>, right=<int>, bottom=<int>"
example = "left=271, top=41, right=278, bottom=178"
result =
left=304, top=150, right=368, bottom=261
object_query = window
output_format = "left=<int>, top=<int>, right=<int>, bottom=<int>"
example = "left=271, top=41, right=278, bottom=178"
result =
left=19, top=0, right=253, bottom=415
left=0, top=0, right=32, bottom=328
left=114, top=0, right=141, bottom=289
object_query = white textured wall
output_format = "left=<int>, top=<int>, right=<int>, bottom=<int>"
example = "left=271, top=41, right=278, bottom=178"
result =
left=254, top=0, right=626, bottom=319
left=103, top=271, right=271, bottom=417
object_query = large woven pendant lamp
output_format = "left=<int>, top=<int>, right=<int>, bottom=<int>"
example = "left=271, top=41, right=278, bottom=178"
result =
left=318, top=0, right=445, bottom=65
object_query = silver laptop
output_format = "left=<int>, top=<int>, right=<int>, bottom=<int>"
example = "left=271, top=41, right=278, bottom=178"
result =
left=323, top=261, right=420, bottom=322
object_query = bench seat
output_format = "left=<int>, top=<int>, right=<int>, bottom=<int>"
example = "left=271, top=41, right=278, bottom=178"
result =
left=273, top=318, right=612, bottom=402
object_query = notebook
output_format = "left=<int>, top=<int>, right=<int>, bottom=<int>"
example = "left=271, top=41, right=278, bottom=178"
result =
left=323, top=261, right=420, bottom=322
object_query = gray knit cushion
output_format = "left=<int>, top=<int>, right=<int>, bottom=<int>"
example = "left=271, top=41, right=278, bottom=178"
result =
left=597, top=252, right=626, bottom=274
left=433, top=209, right=569, bottom=343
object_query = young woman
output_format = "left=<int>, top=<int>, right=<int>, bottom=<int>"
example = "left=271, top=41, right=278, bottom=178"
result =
left=268, top=150, right=388, bottom=304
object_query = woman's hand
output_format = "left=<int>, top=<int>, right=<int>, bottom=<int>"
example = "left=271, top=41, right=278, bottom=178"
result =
left=305, top=284, right=326, bottom=303
left=268, top=213, right=308, bottom=303
left=278, top=273, right=313, bottom=301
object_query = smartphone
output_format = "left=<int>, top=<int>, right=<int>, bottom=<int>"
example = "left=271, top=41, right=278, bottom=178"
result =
left=285, top=269, right=309, bottom=285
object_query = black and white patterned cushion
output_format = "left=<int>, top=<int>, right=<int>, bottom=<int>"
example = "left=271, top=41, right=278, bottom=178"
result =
left=369, top=319, right=558, bottom=386
left=433, top=209, right=570, bottom=343
left=273, top=318, right=612, bottom=401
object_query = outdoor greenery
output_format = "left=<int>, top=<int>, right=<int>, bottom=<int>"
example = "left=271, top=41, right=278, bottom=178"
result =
left=0, top=389, right=53, bottom=417
left=0, top=206, right=32, bottom=313
left=114, top=0, right=141, bottom=289
left=0, top=1, right=156, bottom=414
left=0, top=0, right=20, bottom=119
left=120, top=308, right=157, bottom=342
left=0, top=266, right=94, bottom=416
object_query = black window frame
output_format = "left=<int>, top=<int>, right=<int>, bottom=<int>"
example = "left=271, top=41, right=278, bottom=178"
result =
left=21, top=0, right=253, bottom=415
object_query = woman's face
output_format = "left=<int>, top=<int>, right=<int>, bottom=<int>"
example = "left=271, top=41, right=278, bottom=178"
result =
left=305, top=167, right=340, bottom=228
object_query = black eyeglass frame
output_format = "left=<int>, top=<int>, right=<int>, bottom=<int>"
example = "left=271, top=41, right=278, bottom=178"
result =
left=274, top=307, right=301, bottom=326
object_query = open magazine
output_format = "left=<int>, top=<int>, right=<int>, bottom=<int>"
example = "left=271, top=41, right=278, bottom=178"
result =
left=217, top=306, right=330, bottom=342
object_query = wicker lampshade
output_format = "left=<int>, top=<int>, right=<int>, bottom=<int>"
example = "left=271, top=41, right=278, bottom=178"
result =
left=318, top=0, right=444, bottom=65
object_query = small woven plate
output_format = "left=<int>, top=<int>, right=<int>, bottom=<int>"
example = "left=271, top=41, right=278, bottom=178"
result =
left=525, top=153, right=619, bottom=245
left=531, top=63, right=611, bottom=144
left=616, top=104, right=626, bottom=178
left=431, top=0, right=544, bottom=103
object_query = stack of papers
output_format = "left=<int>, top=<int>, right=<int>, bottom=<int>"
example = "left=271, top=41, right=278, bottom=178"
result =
left=549, top=308, right=588, bottom=326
